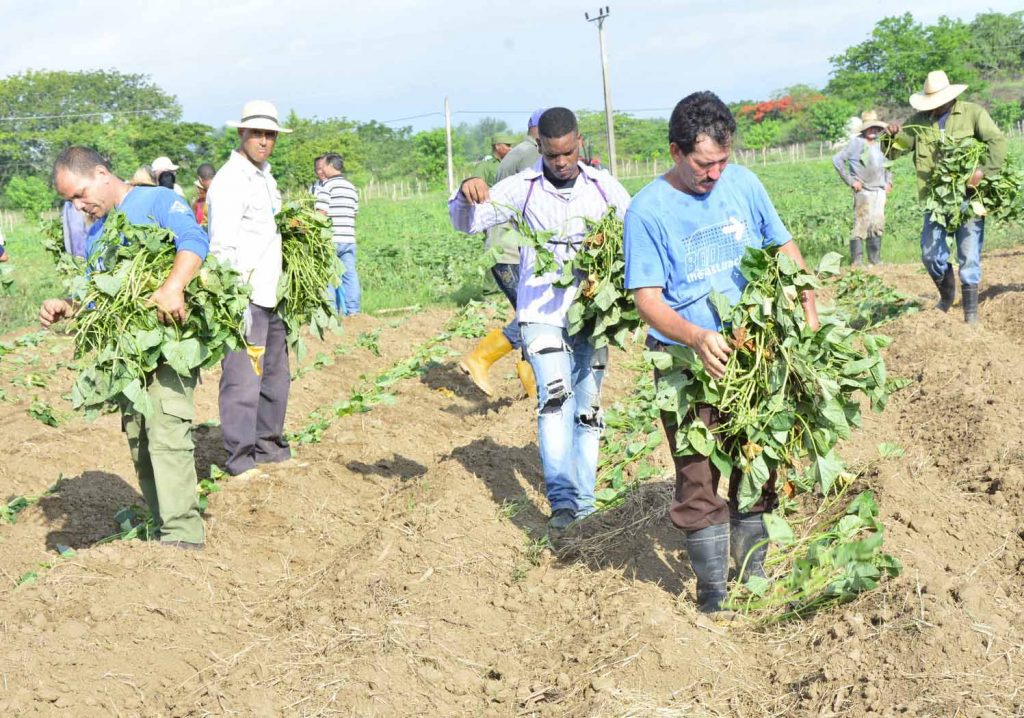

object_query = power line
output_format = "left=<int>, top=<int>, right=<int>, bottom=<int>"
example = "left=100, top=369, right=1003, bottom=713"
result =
left=378, top=111, right=443, bottom=125
left=0, top=107, right=175, bottom=123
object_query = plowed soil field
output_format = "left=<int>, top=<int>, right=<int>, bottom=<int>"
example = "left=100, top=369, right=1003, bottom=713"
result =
left=2, top=250, right=1023, bottom=717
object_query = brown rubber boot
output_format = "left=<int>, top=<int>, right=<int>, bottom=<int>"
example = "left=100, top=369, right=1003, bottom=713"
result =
left=459, top=329, right=513, bottom=396
left=517, top=360, right=537, bottom=399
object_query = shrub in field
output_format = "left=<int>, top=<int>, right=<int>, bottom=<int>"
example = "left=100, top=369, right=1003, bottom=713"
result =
left=70, top=212, right=251, bottom=419
left=2, top=176, right=54, bottom=218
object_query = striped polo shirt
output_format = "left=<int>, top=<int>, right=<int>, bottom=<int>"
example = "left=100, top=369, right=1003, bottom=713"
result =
left=315, top=175, right=359, bottom=244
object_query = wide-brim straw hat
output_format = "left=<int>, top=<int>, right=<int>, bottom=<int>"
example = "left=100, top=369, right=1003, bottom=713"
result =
left=129, top=166, right=156, bottom=186
left=910, top=70, right=967, bottom=111
left=226, top=100, right=293, bottom=133
left=858, top=110, right=887, bottom=133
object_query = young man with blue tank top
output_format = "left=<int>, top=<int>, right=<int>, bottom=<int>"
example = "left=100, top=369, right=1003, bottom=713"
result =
left=450, top=107, right=632, bottom=531
left=40, top=146, right=210, bottom=550
left=624, top=92, right=820, bottom=613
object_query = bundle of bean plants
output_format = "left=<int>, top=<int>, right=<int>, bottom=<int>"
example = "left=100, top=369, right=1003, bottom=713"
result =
left=40, top=216, right=87, bottom=290
left=70, top=211, right=251, bottom=419
left=919, top=133, right=1024, bottom=232
left=726, top=487, right=902, bottom=621
left=648, top=247, right=892, bottom=511
left=275, top=198, right=342, bottom=360
left=515, top=207, right=641, bottom=351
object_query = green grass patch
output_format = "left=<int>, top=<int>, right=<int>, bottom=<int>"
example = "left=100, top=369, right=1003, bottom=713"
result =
left=0, top=214, right=64, bottom=334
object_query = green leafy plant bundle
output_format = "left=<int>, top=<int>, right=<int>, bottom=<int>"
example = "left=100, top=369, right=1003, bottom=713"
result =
left=921, top=133, right=1024, bottom=232
left=275, top=198, right=343, bottom=360
left=648, top=247, right=892, bottom=511
left=70, top=211, right=251, bottom=419
left=726, top=488, right=902, bottom=622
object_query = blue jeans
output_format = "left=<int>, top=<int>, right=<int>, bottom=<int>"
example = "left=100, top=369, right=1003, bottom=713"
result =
left=332, top=243, right=361, bottom=315
left=921, top=211, right=984, bottom=285
left=521, top=323, right=607, bottom=516
left=491, top=263, right=522, bottom=350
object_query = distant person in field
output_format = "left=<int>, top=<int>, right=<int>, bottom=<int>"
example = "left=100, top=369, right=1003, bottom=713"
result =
left=450, top=107, right=631, bottom=531
left=832, top=110, right=892, bottom=266
left=623, top=92, right=820, bottom=613
left=128, top=165, right=157, bottom=187
left=458, top=109, right=544, bottom=400
left=207, top=100, right=293, bottom=477
left=883, top=70, right=1007, bottom=325
left=40, top=146, right=211, bottom=549
left=310, top=154, right=326, bottom=195
left=61, top=200, right=89, bottom=259
left=490, top=134, right=514, bottom=162
left=0, top=224, right=7, bottom=262
left=152, top=156, right=186, bottom=198
left=193, top=162, right=216, bottom=225
left=315, top=152, right=361, bottom=315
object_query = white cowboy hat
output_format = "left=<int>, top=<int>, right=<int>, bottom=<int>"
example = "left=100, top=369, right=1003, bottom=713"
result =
left=151, top=156, right=179, bottom=173
left=909, top=71, right=967, bottom=112
left=226, top=100, right=293, bottom=133
left=858, top=110, right=887, bottom=133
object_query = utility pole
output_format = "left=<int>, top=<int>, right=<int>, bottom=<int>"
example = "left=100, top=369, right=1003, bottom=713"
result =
left=444, top=97, right=455, bottom=194
left=585, top=6, right=617, bottom=176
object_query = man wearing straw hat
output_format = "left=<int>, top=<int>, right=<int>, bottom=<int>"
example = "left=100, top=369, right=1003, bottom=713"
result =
left=207, top=100, right=294, bottom=476
left=832, top=111, right=892, bottom=266
left=883, top=70, right=1007, bottom=324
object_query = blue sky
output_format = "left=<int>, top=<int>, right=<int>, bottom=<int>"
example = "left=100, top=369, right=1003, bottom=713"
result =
left=0, top=0, right=1018, bottom=132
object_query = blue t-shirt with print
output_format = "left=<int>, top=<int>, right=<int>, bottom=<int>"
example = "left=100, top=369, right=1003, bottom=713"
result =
left=85, top=186, right=209, bottom=262
left=623, top=164, right=790, bottom=343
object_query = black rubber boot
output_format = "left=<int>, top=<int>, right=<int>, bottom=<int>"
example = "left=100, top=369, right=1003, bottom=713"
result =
left=962, top=283, right=979, bottom=325
left=849, top=238, right=864, bottom=267
left=934, top=265, right=956, bottom=312
left=866, top=236, right=882, bottom=265
left=730, top=512, right=768, bottom=582
left=685, top=524, right=730, bottom=613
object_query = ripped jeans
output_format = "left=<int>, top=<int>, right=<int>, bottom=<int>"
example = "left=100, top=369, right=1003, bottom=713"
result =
left=520, top=322, right=608, bottom=516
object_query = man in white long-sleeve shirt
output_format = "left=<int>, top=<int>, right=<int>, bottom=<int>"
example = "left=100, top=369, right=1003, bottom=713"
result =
left=207, top=100, right=293, bottom=476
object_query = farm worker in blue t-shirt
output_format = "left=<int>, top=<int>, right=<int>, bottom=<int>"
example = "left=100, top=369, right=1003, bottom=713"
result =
left=39, top=146, right=211, bottom=550
left=623, top=92, right=820, bottom=613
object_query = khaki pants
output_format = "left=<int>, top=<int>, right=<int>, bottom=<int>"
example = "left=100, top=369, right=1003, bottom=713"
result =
left=123, top=363, right=204, bottom=544
left=852, top=189, right=887, bottom=240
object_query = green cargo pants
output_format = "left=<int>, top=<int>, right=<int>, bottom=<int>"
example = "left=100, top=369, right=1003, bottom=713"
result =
left=123, top=363, right=204, bottom=545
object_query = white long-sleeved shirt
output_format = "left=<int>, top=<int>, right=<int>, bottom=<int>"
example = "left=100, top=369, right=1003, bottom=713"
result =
left=449, top=161, right=630, bottom=327
left=207, top=150, right=283, bottom=308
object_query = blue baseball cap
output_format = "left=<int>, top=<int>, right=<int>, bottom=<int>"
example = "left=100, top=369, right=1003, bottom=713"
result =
left=528, top=108, right=547, bottom=128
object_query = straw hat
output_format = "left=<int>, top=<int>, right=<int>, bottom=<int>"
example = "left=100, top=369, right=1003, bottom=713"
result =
left=858, top=110, right=887, bottom=133
left=129, top=166, right=156, bottom=187
left=226, top=100, right=293, bottom=133
left=910, top=71, right=967, bottom=111
left=151, top=156, right=179, bottom=173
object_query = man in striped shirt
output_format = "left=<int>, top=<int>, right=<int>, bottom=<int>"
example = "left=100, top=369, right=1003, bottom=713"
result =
left=450, top=107, right=631, bottom=531
left=315, top=153, right=361, bottom=315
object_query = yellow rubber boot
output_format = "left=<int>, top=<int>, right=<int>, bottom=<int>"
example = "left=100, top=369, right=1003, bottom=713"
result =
left=459, top=328, right=513, bottom=396
left=517, top=360, right=537, bottom=399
